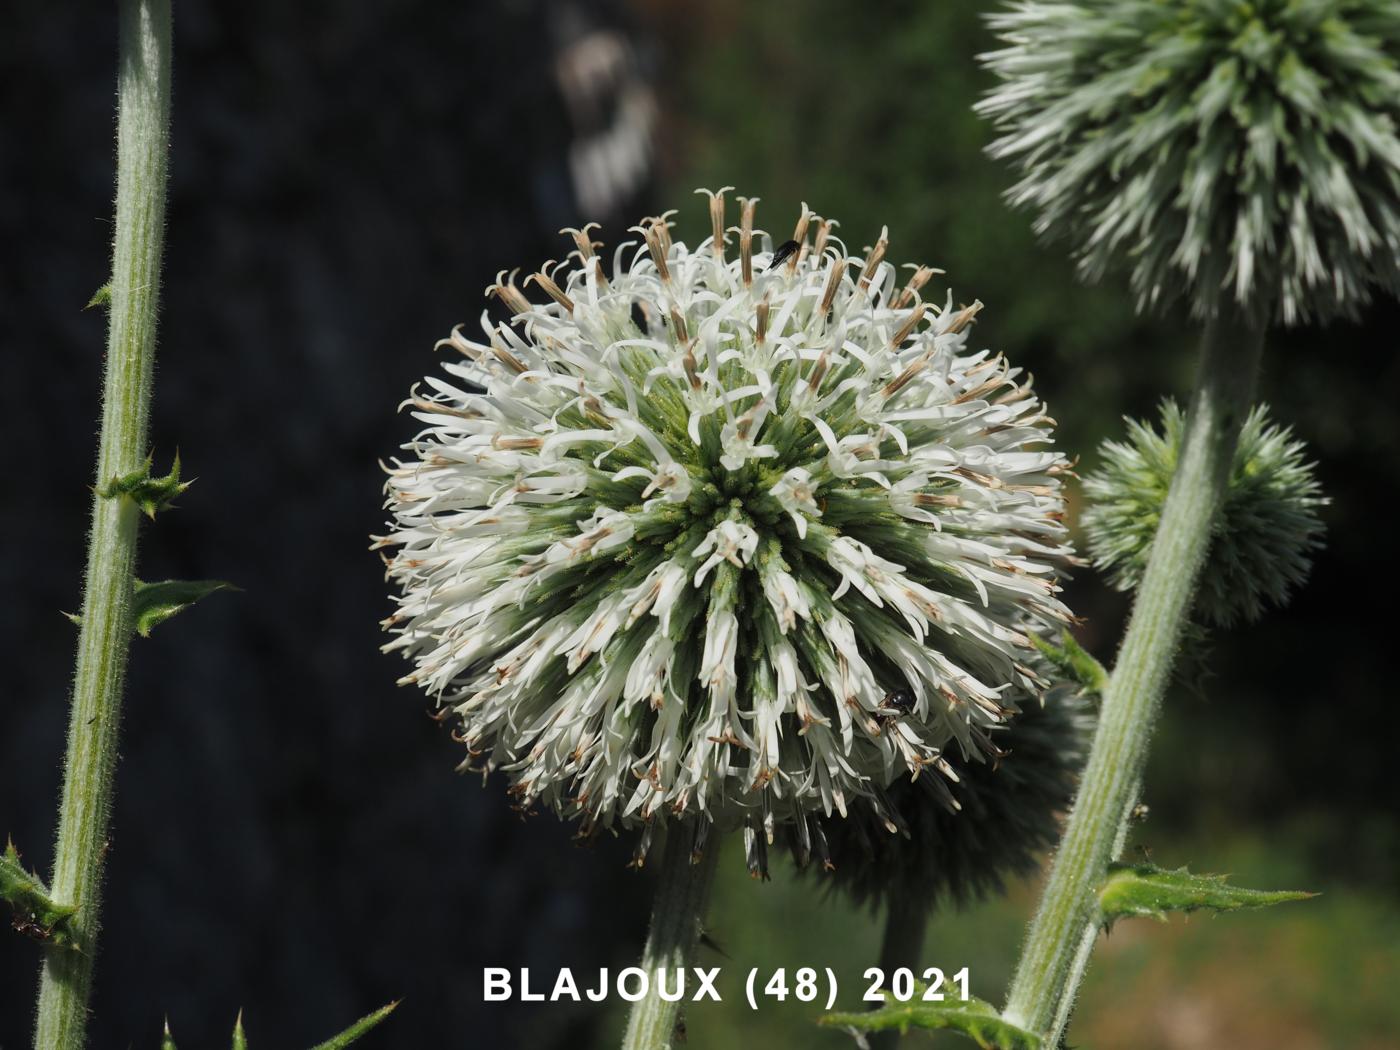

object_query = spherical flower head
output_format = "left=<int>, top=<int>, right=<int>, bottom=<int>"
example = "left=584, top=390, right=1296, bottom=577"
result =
left=377, top=190, right=1075, bottom=862
left=1082, top=401, right=1327, bottom=627
left=979, top=0, right=1400, bottom=324
left=799, top=682, right=1093, bottom=907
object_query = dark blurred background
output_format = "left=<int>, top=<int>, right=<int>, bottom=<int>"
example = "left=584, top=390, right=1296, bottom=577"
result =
left=2, top=3, right=1396, bottom=1048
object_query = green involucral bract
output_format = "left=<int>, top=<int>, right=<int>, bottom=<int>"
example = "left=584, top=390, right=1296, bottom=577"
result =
left=378, top=190, right=1076, bottom=870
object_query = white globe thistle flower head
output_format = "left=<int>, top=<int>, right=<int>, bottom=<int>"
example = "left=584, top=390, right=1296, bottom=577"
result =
left=376, top=190, right=1075, bottom=866
left=1082, top=401, right=1327, bottom=627
left=978, top=0, right=1400, bottom=324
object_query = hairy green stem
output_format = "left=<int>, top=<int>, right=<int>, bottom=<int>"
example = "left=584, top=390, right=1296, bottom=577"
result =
left=34, top=2, right=172, bottom=1046
left=1001, top=314, right=1264, bottom=1043
left=620, top=832, right=720, bottom=1050
left=871, top=891, right=929, bottom=1050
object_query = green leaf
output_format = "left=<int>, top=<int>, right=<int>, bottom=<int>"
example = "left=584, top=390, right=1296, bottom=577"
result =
left=85, top=283, right=112, bottom=310
left=1100, top=862, right=1315, bottom=927
left=161, top=1020, right=177, bottom=1050
left=231, top=1011, right=247, bottom=1050
left=98, top=451, right=192, bottom=518
left=820, top=990, right=1040, bottom=1050
left=132, top=578, right=237, bottom=637
left=1030, top=630, right=1107, bottom=696
left=306, top=1001, right=399, bottom=1050
left=1, top=839, right=80, bottom=950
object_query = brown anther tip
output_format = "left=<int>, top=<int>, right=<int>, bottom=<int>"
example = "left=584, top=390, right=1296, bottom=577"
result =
left=488, top=272, right=532, bottom=316
left=882, top=350, right=932, bottom=399
left=858, top=226, right=889, bottom=291
left=561, top=222, right=602, bottom=260
left=644, top=220, right=672, bottom=282
left=819, top=258, right=844, bottom=316
left=698, top=186, right=732, bottom=261
left=669, top=305, right=689, bottom=344
left=683, top=347, right=702, bottom=390
left=890, top=303, right=931, bottom=349
left=789, top=203, right=812, bottom=274
left=755, top=296, right=770, bottom=345
left=525, top=268, right=575, bottom=314
left=737, top=195, right=758, bottom=287
left=492, top=343, right=528, bottom=374
left=946, top=300, right=984, bottom=334
left=807, top=349, right=831, bottom=393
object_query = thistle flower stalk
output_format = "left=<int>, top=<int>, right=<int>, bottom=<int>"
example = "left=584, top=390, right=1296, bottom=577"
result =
left=1001, top=314, right=1264, bottom=1041
left=620, top=834, right=719, bottom=1050
left=869, top=891, right=928, bottom=1050
left=34, top=1, right=172, bottom=1045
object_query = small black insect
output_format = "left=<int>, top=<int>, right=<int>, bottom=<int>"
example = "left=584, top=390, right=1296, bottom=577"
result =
left=11, top=914, right=51, bottom=944
left=881, top=687, right=915, bottom=714
left=767, top=239, right=801, bottom=270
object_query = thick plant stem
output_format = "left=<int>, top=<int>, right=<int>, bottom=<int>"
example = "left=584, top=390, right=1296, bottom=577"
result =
left=620, top=832, right=720, bottom=1050
left=871, top=891, right=929, bottom=1050
left=1001, top=314, right=1264, bottom=1044
left=34, top=2, right=172, bottom=1047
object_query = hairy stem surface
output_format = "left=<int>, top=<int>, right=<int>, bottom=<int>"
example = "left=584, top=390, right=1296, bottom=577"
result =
left=620, top=832, right=720, bottom=1050
left=34, top=2, right=172, bottom=1046
left=1001, top=314, right=1264, bottom=1042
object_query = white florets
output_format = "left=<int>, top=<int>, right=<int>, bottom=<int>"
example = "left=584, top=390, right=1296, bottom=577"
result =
left=378, top=191, right=1074, bottom=860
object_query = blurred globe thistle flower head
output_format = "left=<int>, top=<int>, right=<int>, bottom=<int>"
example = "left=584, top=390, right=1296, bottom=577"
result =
left=1082, top=400, right=1327, bottom=627
left=979, top=0, right=1400, bottom=324
left=377, top=190, right=1074, bottom=862
left=805, top=682, right=1093, bottom=907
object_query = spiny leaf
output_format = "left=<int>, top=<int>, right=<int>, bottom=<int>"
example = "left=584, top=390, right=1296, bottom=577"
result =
left=132, top=578, right=237, bottom=637
left=1100, top=862, right=1315, bottom=927
left=163, top=1004, right=396, bottom=1049
left=820, top=988, right=1040, bottom=1050
left=1, top=839, right=80, bottom=950
left=85, top=283, right=112, bottom=310
left=98, top=451, right=192, bottom=518
left=306, top=1001, right=399, bottom=1050
left=1029, top=630, right=1107, bottom=696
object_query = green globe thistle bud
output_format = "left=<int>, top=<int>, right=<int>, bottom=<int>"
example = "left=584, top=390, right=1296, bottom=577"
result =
left=377, top=191, right=1077, bottom=867
left=1082, top=401, right=1327, bottom=627
left=979, top=0, right=1400, bottom=323
left=798, top=683, right=1093, bottom=906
